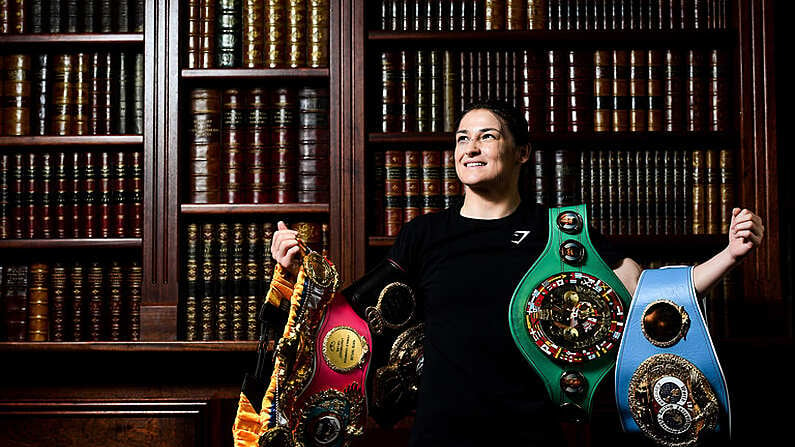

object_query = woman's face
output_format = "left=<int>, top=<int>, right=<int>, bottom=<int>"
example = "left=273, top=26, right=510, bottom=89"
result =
left=454, top=109, right=527, bottom=194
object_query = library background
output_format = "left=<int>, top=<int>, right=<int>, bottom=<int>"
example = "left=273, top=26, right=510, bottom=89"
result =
left=0, top=1, right=790, bottom=446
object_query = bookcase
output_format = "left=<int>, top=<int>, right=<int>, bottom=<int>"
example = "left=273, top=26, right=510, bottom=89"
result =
left=0, top=1, right=787, bottom=446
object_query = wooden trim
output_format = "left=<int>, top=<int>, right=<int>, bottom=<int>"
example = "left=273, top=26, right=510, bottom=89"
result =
left=0, top=239, right=143, bottom=249
left=0, top=341, right=257, bottom=353
left=350, top=0, right=368, bottom=282
left=0, top=136, right=143, bottom=146
left=368, top=30, right=736, bottom=45
left=180, top=203, right=330, bottom=214
left=181, top=68, right=329, bottom=79
left=368, top=132, right=739, bottom=145
left=0, top=34, right=144, bottom=44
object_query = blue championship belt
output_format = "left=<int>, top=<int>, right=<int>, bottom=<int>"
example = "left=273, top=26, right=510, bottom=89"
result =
left=615, top=266, right=731, bottom=446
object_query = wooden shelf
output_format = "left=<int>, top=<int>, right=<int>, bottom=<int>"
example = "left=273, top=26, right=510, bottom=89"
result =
left=368, top=30, right=735, bottom=45
left=0, top=341, right=258, bottom=353
left=368, top=132, right=738, bottom=146
left=181, top=68, right=330, bottom=79
left=369, top=234, right=726, bottom=248
left=0, top=33, right=144, bottom=44
left=181, top=203, right=330, bottom=214
left=0, top=239, right=142, bottom=249
left=0, top=135, right=143, bottom=146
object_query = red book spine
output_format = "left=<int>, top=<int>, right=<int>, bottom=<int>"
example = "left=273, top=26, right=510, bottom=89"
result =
left=98, top=151, right=112, bottom=237
left=0, top=154, right=9, bottom=239
left=246, top=88, right=268, bottom=203
left=70, top=151, right=81, bottom=238
left=130, top=150, right=143, bottom=237
left=381, top=51, right=399, bottom=132
left=54, top=152, right=69, bottom=238
left=384, top=149, right=404, bottom=236
left=222, top=89, right=244, bottom=204
left=24, top=152, right=38, bottom=239
left=89, top=52, right=105, bottom=136
left=113, top=151, right=127, bottom=237
left=40, top=152, right=53, bottom=238
left=82, top=152, right=97, bottom=238
left=421, top=150, right=442, bottom=215
left=51, top=263, right=67, bottom=342
left=88, top=262, right=104, bottom=341
left=271, top=87, right=297, bottom=203
left=108, top=261, right=124, bottom=341
left=70, top=262, right=85, bottom=341
left=404, top=150, right=421, bottom=223
left=11, top=154, right=24, bottom=238
left=372, top=150, right=385, bottom=236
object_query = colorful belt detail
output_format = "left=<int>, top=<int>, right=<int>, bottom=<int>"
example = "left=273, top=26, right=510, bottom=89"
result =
left=615, top=266, right=731, bottom=446
left=509, top=204, right=632, bottom=422
left=258, top=241, right=372, bottom=447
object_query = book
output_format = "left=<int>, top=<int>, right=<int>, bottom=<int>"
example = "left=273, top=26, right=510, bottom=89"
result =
left=50, top=263, right=67, bottom=341
left=271, top=87, right=297, bottom=204
left=261, top=221, right=275, bottom=290
left=673, top=149, right=685, bottom=235
left=611, top=50, right=629, bottom=132
left=3, top=54, right=30, bottom=136
left=73, top=53, right=90, bottom=135
left=593, top=50, right=611, bottom=132
left=307, top=0, right=329, bottom=68
left=521, top=49, right=543, bottom=133
left=532, top=149, right=548, bottom=206
left=242, top=0, right=264, bottom=67
left=404, top=150, right=421, bottom=223
left=442, top=149, right=461, bottom=209
left=245, top=222, right=259, bottom=340
left=69, top=151, right=81, bottom=238
left=421, top=150, right=442, bottom=214
left=606, top=149, right=619, bottom=234
left=24, top=152, right=38, bottom=238
left=87, top=262, right=104, bottom=340
left=246, top=88, right=268, bottom=203
left=485, top=0, right=505, bottom=30
left=617, top=150, right=628, bottom=234
left=134, top=0, right=144, bottom=32
left=372, top=151, right=386, bottom=235
left=185, top=223, right=200, bottom=341
left=127, top=261, right=142, bottom=341
left=84, top=0, right=96, bottom=32
left=70, top=262, right=85, bottom=340
left=264, top=0, right=285, bottom=68
left=130, top=150, right=143, bottom=237
left=634, top=150, right=647, bottom=235
left=399, top=50, right=415, bottom=132
left=100, top=0, right=113, bottom=32
left=708, top=49, right=727, bottom=132
left=189, top=88, right=221, bottom=204
left=108, top=261, right=124, bottom=341
left=589, top=150, right=601, bottom=230
left=216, top=223, right=231, bottom=340
left=705, top=148, right=720, bottom=234
left=567, top=50, right=589, bottom=132
left=47, top=0, right=62, bottom=33
left=222, top=89, right=244, bottom=204
left=545, top=49, right=564, bottom=133
left=201, top=222, right=216, bottom=340
left=53, top=152, right=68, bottom=238
left=32, top=54, right=49, bottom=136
left=664, top=49, right=682, bottom=132
left=98, top=151, right=112, bottom=237
left=3, top=265, right=29, bottom=341
left=199, top=0, right=215, bottom=68
left=0, top=154, right=8, bottom=239
left=133, top=52, right=144, bottom=134
left=691, top=149, right=705, bottom=234
left=506, top=0, right=525, bottom=30
left=626, top=149, right=637, bottom=235
left=686, top=49, right=705, bottom=132
left=187, top=0, right=201, bottom=68
left=118, top=0, right=130, bottom=32
left=89, top=52, right=105, bottom=135
left=416, top=50, right=430, bottom=132
left=527, top=0, right=546, bottom=29
left=39, top=152, right=53, bottom=238
left=217, top=0, right=241, bottom=68
left=381, top=51, right=399, bottom=132
left=82, top=152, right=97, bottom=237
left=297, top=86, right=330, bottom=203
left=647, top=49, right=664, bottom=132
left=384, top=149, right=404, bottom=236
left=30, top=0, right=44, bottom=33
left=52, top=54, right=74, bottom=135
left=442, top=50, right=456, bottom=132
left=101, top=52, right=114, bottom=135
left=629, top=49, right=647, bottom=132
left=231, top=222, right=245, bottom=340
left=720, top=149, right=734, bottom=233
left=286, top=0, right=306, bottom=68
left=113, top=152, right=128, bottom=237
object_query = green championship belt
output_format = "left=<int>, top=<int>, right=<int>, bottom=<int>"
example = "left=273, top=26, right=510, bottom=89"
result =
left=508, top=204, right=632, bottom=422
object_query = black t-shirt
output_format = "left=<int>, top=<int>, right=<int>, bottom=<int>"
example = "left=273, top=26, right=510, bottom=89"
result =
left=387, top=201, right=623, bottom=446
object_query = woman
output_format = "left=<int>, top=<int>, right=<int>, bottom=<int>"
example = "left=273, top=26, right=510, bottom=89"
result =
left=270, top=100, right=764, bottom=445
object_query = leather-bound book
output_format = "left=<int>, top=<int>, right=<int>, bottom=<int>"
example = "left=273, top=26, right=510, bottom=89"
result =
left=705, top=148, right=720, bottom=234
left=404, top=150, right=421, bottom=223
left=3, top=54, right=30, bottom=136
left=222, top=89, right=244, bottom=204
left=242, top=0, right=263, bottom=67
left=672, top=149, right=684, bottom=234
left=648, top=0, right=662, bottom=30
left=614, top=0, right=628, bottom=30
left=11, top=154, right=24, bottom=238
left=89, top=52, right=102, bottom=135
left=200, top=222, right=216, bottom=340
left=490, top=50, right=501, bottom=101
left=593, top=50, right=611, bottom=132
left=87, top=261, right=104, bottom=341
left=133, top=52, right=144, bottom=134
left=606, top=150, right=619, bottom=234
left=528, top=0, right=546, bottom=29
left=647, top=49, right=664, bottom=132
left=83, top=0, right=96, bottom=32
left=384, top=149, right=404, bottom=236
left=246, top=88, right=268, bottom=203
left=245, top=222, right=259, bottom=340
left=44, top=0, right=61, bottom=32
left=589, top=151, right=601, bottom=230
left=23, top=153, right=38, bottom=239
left=39, top=152, right=53, bottom=238
left=50, top=263, right=67, bottom=341
left=81, top=152, right=97, bottom=238
left=448, top=0, right=462, bottom=31
left=546, top=0, right=556, bottom=30
left=130, top=150, right=142, bottom=237
left=415, top=50, right=430, bottom=132
left=321, top=222, right=329, bottom=257
left=230, top=222, right=245, bottom=340
left=505, top=50, right=516, bottom=109
left=580, top=151, right=591, bottom=218
left=108, top=261, right=123, bottom=341
left=117, top=0, right=130, bottom=32
left=100, top=0, right=113, bottom=32
left=652, top=150, right=664, bottom=234
left=261, top=221, right=275, bottom=289
left=567, top=50, right=590, bottom=133
left=634, top=151, right=646, bottom=235
left=54, top=152, right=68, bottom=238
left=429, top=50, right=443, bottom=132
left=413, top=0, right=426, bottom=31
left=691, top=149, right=705, bottom=234
left=187, top=0, right=201, bottom=68
left=70, top=262, right=85, bottom=340
left=381, top=51, right=399, bottom=133
left=98, top=151, right=112, bottom=238
left=664, top=49, right=681, bottom=132
left=3, top=265, right=29, bottom=341
left=532, top=149, right=548, bottom=207
left=719, top=149, right=734, bottom=233
left=69, top=151, right=81, bottom=238
left=399, top=50, right=415, bottom=132
left=554, top=149, right=578, bottom=206
left=307, top=0, right=329, bottom=68
left=295, top=221, right=322, bottom=255
left=271, top=87, right=297, bottom=204
left=629, top=49, right=647, bottom=132
left=286, top=0, right=306, bottom=68
left=442, top=149, right=460, bottom=209
left=217, top=0, right=241, bottom=68
left=32, top=54, right=49, bottom=136
left=616, top=150, right=628, bottom=235
left=73, top=53, right=90, bottom=136
left=694, top=0, right=707, bottom=29
left=51, top=54, right=74, bottom=135
left=0, top=154, right=9, bottom=239
left=686, top=49, right=705, bottom=132
left=442, top=50, right=456, bottom=132
left=185, top=223, right=200, bottom=341
left=127, top=260, right=142, bottom=341
left=662, top=149, right=675, bottom=234
left=30, top=0, right=43, bottom=33
left=8, top=0, right=23, bottom=32
left=372, top=151, right=385, bottom=235
left=521, top=49, right=543, bottom=133
left=478, top=50, right=488, bottom=101
left=504, top=0, right=524, bottom=29
left=264, top=0, right=286, bottom=68
left=545, top=49, right=565, bottom=133
left=101, top=52, right=113, bottom=135
left=189, top=88, right=221, bottom=203
left=216, top=222, right=231, bottom=340
left=199, top=0, right=215, bottom=68
left=626, top=150, right=637, bottom=235
left=421, top=150, right=442, bottom=215
left=459, top=51, right=470, bottom=113
left=134, top=0, right=143, bottom=32
left=297, top=86, right=330, bottom=203
left=611, top=50, right=629, bottom=133
left=681, top=150, right=692, bottom=233
left=113, top=152, right=127, bottom=237
left=708, top=49, right=727, bottom=132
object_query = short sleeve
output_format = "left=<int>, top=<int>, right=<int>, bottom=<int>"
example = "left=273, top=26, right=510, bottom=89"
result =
left=589, top=226, right=626, bottom=270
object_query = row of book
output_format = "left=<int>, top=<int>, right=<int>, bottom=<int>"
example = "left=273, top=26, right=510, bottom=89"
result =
left=0, top=151, right=144, bottom=240
left=379, top=47, right=728, bottom=134
left=0, top=0, right=145, bottom=34
left=186, top=0, right=330, bottom=69
left=0, top=259, right=143, bottom=342
left=1, top=52, right=145, bottom=136
left=377, top=0, right=730, bottom=32
left=183, top=219, right=328, bottom=341
left=531, top=147, right=734, bottom=235
left=374, top=149, right=464, bottom=237
left=188, top=86, right=329, bottom=204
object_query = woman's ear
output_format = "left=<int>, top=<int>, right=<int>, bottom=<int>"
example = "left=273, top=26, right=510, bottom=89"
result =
left=517, top=144, right=531, bottom=164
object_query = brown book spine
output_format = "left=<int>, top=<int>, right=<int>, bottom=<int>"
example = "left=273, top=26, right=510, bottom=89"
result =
left=546, top=49, right=565, bottom=133
left=89, top=52, right=105, bottom=135
left=87, top=262, right=104, bottom=341
left=246, top=88, right=268, bottom=203
left=53, top=152, right=68, bottom=238
left=24, top=265, right=46, bottom=338
left=580, top=151, right=591, bottom=219
left=459, top=50, right=470, bottom=115
left=297, top=86, right=330, bottom=203
left=69, top=152, right=81, bottom=238
left=421, top=150, right=442, bottom=214
left=629, top=49, right=647, bottom=132
left=108, top=261, right=123, bottom=341
left=98, top=151, right=112, bottom=237
left=720, top=149, right=734, bottom=234
left=73, top=53, right=90, bottom=135
left=399, top=50, right=415, bottom=132
left=113, top=152, right=127, bottom=237
left=70, top=262, right=84, bottom=341
left=231, top=222, right=245, bottom=340
left=611, top=50, right=629, bottom=132
left=588, top=150, right=600, bottom=230
left=597, top=150, right=609, bottom=233
left=52, top=54, right=74, bottom=135
left=521, top=49, right=542, bottom=133
left=189, top=88, right=221, bottom=203
left=404, top=150, right=421, bottom=223
left=127, top=260, right=142, bottom=341
left=307, top=0, right=329, bottom=68
left=245, top=222, right=259, bottom=340
left=0, top=0, right=10, bottom=34
left=708, top=49, right=728, bottom=132
left=216, top=223, right=231, bottom=340
left=664, top=49, right=682, bottom=132
left=11, top=153, right=24, bottom=238
left=271, top=87, right=297, bottom=204
left=647, top=49, right=664, bottom=132
left=673, top=149, right=685, bottom=235
left=415, top=50, right=430, bottom=132
left=485, top=0, right=505, bottom=30
left=32, top=54, right=49, bottom=136
left=686, top=49, right=705, bottom=132
left=201, top=222, right=216, bottom=340
left=50, top=263, right=67, bottom=341
left=216, top=0, right=241, bottom=68
left=286, top=0, right=306, bottom=68
left=130, top=151, right=142, bottom=237
left=429, top=50, right=443, bottom=132
left=381, top=51, right=399, bottom=132
left=222, top=89, right=244, bottom=204
left=185, top=223, right=200, bottom=341
left=39, top=152, right=53, bottom=238
left=532, top=149, right=548, bottom=207
left=567, top=50, right=590, bottom=133
left=385, top=149, right=404, bottom=236
left=3, top=54, right=31, bottom=136
left=625, top=149, right=637, bottom=235
left=663, top=149, right=675, bottom=234
left=264, top=0, right=285, bottom=68
left=442, top=50, right=457, bottom=132
left=82, top=152, right=97, bottom=238
left=606, top=150, right=618, bottom=234
left=634, top=151, right=646, bottom=235
left=0, top=154, right=9, bottom=239
left=101, top=52, right=113, bottom=135
left=691, top=149, right=705, bottom=234
left=505, top=0, right=525, bottom=29
left=372, top=151, right=386, bottom=235
left=261, top=221, right=275, bottom=288
left=593, top=50, right=611, bottom=132
left=705, top=148, right=720, bottom=234
left=242, top=0, right=264, bottom=67
left=24, top=152, right=37, bottom=239
left=527, top=0, right=546, bottom=29
left=442, top=149, right=461, bottom=209
left=199, top=0, right=215, bottom=68
left=3, top=265, right=29, bottom=341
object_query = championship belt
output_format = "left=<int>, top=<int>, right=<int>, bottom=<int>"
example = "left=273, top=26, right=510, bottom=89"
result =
left=509, top=204, right=632, bottom=422
left=615, top=266, right=731, bottom=446
left=259, top=240, right=372, bottom=447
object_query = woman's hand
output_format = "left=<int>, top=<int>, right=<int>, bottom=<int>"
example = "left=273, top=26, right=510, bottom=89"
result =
left=271, top=221, right=301, bottom=279
left=728, top=208, right=765, bottom=261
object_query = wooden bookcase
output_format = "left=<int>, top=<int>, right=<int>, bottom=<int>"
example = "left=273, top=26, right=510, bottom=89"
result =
left=0, top=1, right=787, bottom=446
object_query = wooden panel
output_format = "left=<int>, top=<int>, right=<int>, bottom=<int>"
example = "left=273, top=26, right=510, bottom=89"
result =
left=0, top=34, right=145, bottom=44
left=181, top=68, right=329, bottom=79
left=0, top=136, right=143, bottom=146
left=141, top=306, right=178, bottom=340
left=180, top=204, right=330, bottom=214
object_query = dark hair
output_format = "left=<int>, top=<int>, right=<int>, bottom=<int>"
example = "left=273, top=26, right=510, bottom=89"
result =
left=454, top=99, right=530, bottom=148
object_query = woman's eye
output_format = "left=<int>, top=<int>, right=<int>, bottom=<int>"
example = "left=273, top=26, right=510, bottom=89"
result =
left=481, top=133, right=496, bottom=140
left=457, top=136, right=469, bottom=143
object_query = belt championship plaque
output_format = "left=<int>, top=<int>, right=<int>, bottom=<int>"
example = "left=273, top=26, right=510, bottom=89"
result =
left=615, top=267, right=731, bottom=446
left=509, top=205, right=632, bottom=422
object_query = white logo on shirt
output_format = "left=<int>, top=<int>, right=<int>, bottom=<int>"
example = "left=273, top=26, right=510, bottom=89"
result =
left=511, top=230, right=531, bottom=245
